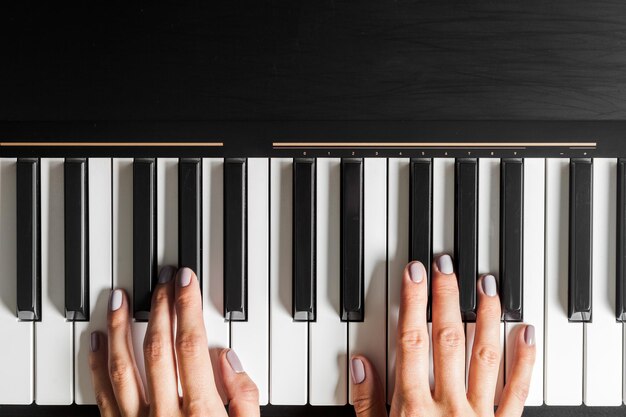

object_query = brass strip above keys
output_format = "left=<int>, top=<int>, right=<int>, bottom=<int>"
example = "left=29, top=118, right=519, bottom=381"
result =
left=273, top=141, right=597, bottom=148
left=0, top=141, right=224, bottom=147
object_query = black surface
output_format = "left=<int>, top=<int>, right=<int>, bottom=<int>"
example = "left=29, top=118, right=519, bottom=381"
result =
left=2, top=404, right=626, bottom=417
left=618, top=159, right=626, bottom=321
left=568, top=159, right=593, bottom=322
left=132, top=158, right=157, bottom=321
left=340, top=158, right=364, bottom=322
left=454, top=158, right=478, bottom=322
left=293, top=158, right=316, bottom=321
left=224, top=158, right=247, bottom=321
left=500, top=159, right=524, bottom=322
left=16, top=158, right=40, bottom=321
left=178, top=158, right=202, bottom=287
left=409, top=158, right=433, bottom=320
left=64, top=158, right=89, bottom=321
left=2, top=1, right=626, bottom=121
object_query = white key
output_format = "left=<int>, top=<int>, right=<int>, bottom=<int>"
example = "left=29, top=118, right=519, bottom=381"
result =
left=36, top=158, right=73, bottom=404
left=269, top=158, right=307, bottom=405
left=584, top=158, right=622, bottom=406
left=202, top=159, right=230, bottom=403
left=471, top=158, right=504, bottom=403
left=0, top=158, right=34, bottom=404
left=432, top=158, right=455, bottom=390
left=387, top=158, right=409, bottom=403
left=545, top=158, right=582, bottom=405
left=112, top=158, right=149, bottom=393
left=309, top=158, right=348, bottom=405
left=75, top=159, right=113, bottom=404
left=505, top=158, right=545, bottom=406
left=155, top=158, right=178, bottom=395
left=349, top=158, right=387, bottom=404
left=231, top=158, right=270, bottom=405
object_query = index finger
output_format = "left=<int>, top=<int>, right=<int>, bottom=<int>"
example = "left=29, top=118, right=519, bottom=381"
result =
left=174, top=267, right=223, bottom=413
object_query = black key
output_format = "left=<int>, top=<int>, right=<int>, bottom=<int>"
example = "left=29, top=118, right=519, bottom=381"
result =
left=16, top=158, right=41, bottom=321
left=618, top=159, right=626, bottom=321
left=409, top=158, right=433, bottom=320
left=500, top=159, right=524, bottom=322
left=569, top=158, right=593, bottom=322
left=293, top=158, right=316, bottom=321
left=341, top=158, right=364, bottom=322
left=64, top=158, right=89, bottom=321
left=454, top=158, right=478, bottom=322
left=179, top=158, right=202, bottom=288
left=133, top=158, right=157, bottom=321
left=224, top=158, right=247, bottom=321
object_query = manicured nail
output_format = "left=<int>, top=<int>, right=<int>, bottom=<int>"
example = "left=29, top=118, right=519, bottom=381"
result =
left=351, top=358, right=365, bottom=384
left=227, top=349, right=244, bottom=373
left=158, top=266, right=175, bottom=284
left=437, top=254, right=454, bottom=274
left=90, top=332, right=99, bottom=352
left=178, top=267, right=193, bottom=287
left=482, top=274, right=497, bottom=297
left=409, top=261, right=424, bottom=283
left=110, top=289, right=123, bottom=311
left=525, top=325, right=535, bottom=346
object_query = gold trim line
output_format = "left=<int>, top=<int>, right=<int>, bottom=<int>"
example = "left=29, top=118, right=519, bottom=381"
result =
left=273, top=142, right=597, bottom=148
left=0, top=142, right=224, bottom=147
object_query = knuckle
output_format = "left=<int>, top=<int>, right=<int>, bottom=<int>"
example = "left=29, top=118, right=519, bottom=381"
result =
left=143, top=333, right=169, bottom=363
left=95, top=391, right=113, bottom=412
left=176, top=291, right=199, bottom=311
left=237, top=379, right=260, bottom=403
left=89, top=353, right=101, bottom=373
left=352, top=391, right=382, bottom=416
left=176, top=331, right=205, bottom=357
left=509, top=383, right=529, bottom=403
left=479, top=301, right=501, bottom=319
left=108, top=310, right=127, bottom=330
left=433, top=278, right=458, bottom=296
left=473, top=344, right=500, bottom=368
left=398, top=328, right=429, bottom=353
left=153, top=287, right=170, bottom=305
left=435, top=326, right=463, bottom=349
left=184, top=398, right=209, bottom=417
left=108, top=356, right=131, bottom=386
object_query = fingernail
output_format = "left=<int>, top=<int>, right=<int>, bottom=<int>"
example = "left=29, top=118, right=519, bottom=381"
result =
left=227, top=349, right=244, bottom=373
left=110, top=289, right=123, bottom=311
left=525, top=325, right=535, bottom=346
left=482, top=274, right=497, bottom=297
left=178, top=267, right=193, bottom=287
left=158, top=266, right=175, bottom=284
left=409, top=261, right=424, bottom=283
left=90, top=332, right=99, bottom=352
left=437, top=254, right=454, bottom=274
left=351, top=358, right=365, bottom=384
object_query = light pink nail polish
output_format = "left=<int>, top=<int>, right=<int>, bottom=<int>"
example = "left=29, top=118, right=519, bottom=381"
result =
left=109, top=289, right=123, bottom=311
left=409, top=261, right=424, bottom=283
left=178, top=267, right=193, bottom=287
left=351, top=358, right=365, bottom=384
left=227, top=349, right=244, bottom=373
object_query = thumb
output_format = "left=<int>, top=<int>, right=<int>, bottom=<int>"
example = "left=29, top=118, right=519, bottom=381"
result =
left=351, top=355, right=388, bottom=417
left=219, top=349, right=260, bottom=417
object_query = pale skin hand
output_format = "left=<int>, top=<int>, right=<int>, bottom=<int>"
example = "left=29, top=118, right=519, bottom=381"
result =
left=88, top=267, right=260, bottom=417
left=351, top=255, right=536, bottom=417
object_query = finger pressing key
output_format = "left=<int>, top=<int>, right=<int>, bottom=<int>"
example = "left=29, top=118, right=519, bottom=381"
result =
left=107, top=289, right=148, bottom=416
left=430, top=254, right=466, bottom=402
left=174, top=267, right=223, bottom=413
left=89, top=332, right=121, bottom=417
left=143, top=266, right=179, bottom=413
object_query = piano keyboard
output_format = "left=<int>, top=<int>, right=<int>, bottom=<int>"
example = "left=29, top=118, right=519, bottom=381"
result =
left=1, top=130, right=626, bottom=416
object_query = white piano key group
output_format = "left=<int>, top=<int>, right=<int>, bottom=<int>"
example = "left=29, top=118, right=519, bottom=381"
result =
left=0, top=157, right=625, bottom=407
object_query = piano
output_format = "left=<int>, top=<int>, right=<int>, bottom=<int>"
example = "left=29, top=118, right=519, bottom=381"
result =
left=1, top=2, right=626, bottom=417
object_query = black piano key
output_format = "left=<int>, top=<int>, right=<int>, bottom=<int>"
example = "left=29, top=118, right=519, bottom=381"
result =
left=409, top=158, right=433, bottom=320
left=16, top=158, right=41, bottom=321
left=64, top=158, right=89, bottom=321
left=569, top=158, right=593, bottom=322
left=618, top=159, right=626, bottom=321
left=133, top=158, right=157, bottom=321
left=500, top=159, right=524, bottom=322
left=341, top=158, right=364, bottom=322
left=224, top=158, right=247, bottom=321
left=454, top=158, right=478, bottom=322
left=293, top=158, right=316, bottom=321
left=179, top=158, right=202, bottom=288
